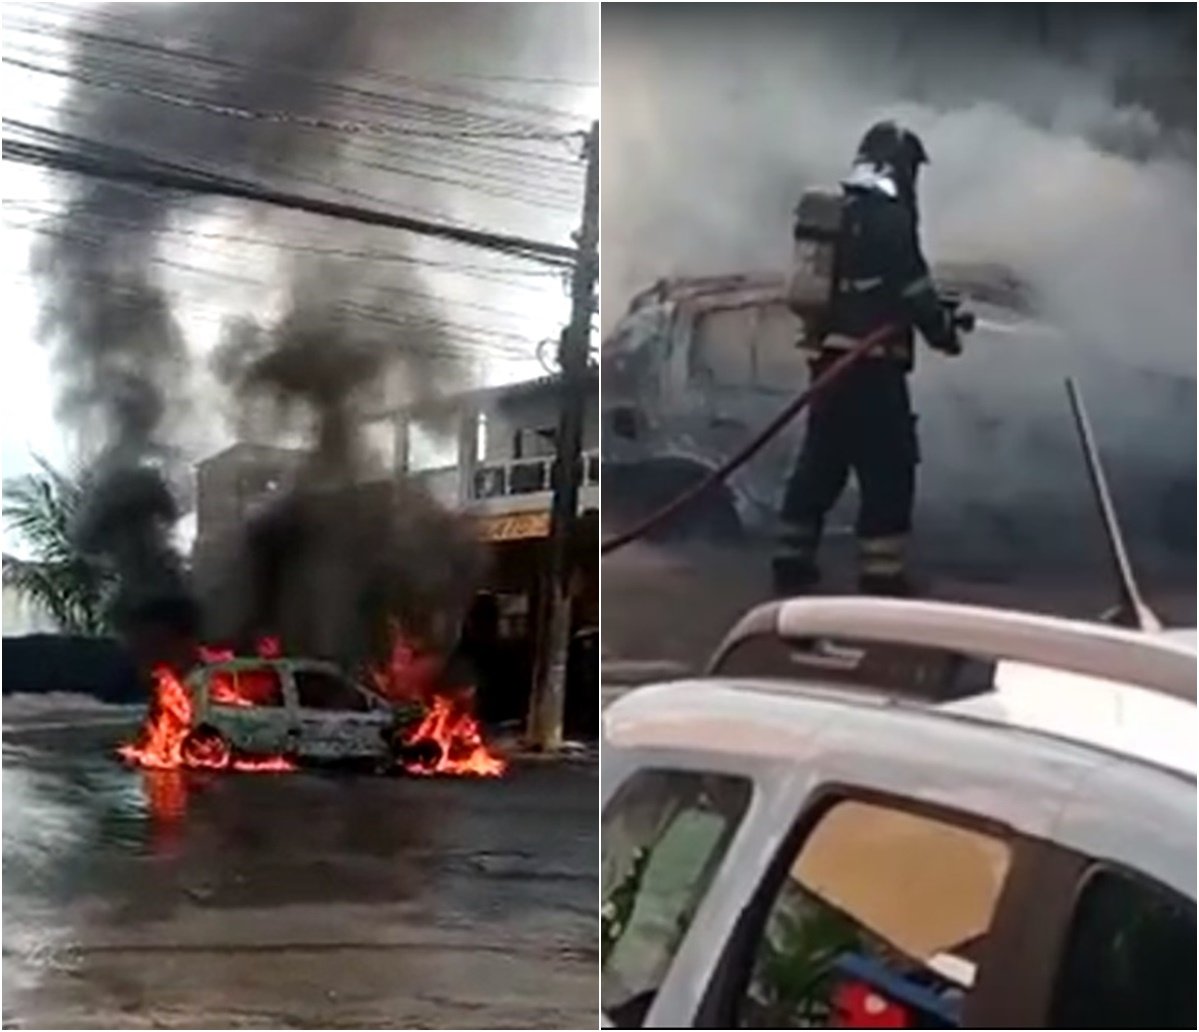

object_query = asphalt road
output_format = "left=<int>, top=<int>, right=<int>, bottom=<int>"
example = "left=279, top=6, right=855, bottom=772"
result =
left=3, top=699, right=597, bottom=1030
left=601, top=539, right=1197, bottom=677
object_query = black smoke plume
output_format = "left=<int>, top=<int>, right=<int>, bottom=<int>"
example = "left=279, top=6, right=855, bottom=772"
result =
left=206, top=281, right=485, bottom=663
left=31, top=4, right=371, bottom=639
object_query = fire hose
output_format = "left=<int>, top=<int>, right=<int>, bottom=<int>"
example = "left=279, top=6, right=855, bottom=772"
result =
left=600, top=322, right=899, bottom=557
left=600, top=302, right=976, bottom=557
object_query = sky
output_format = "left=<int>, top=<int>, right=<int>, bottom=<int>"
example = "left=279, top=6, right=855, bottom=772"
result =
left=2, top=1, right=599, bottom=482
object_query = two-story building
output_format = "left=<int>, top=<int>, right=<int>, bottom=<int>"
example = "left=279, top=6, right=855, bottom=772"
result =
left=193, top=369, right=599, bottom=736
left=369, top=368, right=599, bottom=736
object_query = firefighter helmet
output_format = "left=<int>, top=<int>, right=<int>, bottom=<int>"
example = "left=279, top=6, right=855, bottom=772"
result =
left=854, top=121, right=928, bottom=202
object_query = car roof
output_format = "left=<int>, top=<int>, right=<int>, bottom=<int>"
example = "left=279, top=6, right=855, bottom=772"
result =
left=191, top=657, right=388, bottom=700
left=942, top=658, right=1195, bottom=777
left=198, top=656, right=343, bottom=674
left=608, top=598, right=1196, bottom=778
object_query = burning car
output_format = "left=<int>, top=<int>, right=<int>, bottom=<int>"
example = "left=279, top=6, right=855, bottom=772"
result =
left=118, top=655, right=419, bottom=772
left=601, top=265, right=1194, bottom=577
left=118, top=644, right=507, bottom=777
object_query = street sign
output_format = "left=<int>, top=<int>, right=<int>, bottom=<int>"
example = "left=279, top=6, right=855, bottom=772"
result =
left=475, top=511, right=551, bottom=542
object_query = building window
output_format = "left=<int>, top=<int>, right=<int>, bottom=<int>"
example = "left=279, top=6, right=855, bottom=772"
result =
left=1049, top=867, right=1195, bottom=1029
left=474, top=466, right=507, bottom=499
left=603, top=769, right=752, bottom=1028
left=509, top=461, right=549, bottom=494
left=514, top=426, right=557, bottom=460
left=408, top=420, right=457, bottom=471
left=739, top=798, right=1011, bottom=1028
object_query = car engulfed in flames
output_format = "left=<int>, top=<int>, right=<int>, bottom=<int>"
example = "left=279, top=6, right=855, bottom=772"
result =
left=117, top=633, right=507, bottom=778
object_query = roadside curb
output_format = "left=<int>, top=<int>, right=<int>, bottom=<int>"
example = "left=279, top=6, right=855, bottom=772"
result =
left=491, top=738, right=597, bottom=765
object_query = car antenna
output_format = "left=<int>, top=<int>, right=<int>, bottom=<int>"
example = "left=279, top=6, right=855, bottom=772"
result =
left=1064, top=377, right=1162, bottom=632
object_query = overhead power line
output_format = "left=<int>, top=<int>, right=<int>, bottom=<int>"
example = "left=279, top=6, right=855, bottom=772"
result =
left=5, top=199, right=563, bottom=283
left=5, top=56, right=581, bottom=142
left=2, top=125, right=578, bottom=267
left=5, top=10, right=589, bottom=127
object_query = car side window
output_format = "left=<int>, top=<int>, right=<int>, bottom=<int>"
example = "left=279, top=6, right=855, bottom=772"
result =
left=293, top=669, right=371, bottom=712
left=739, top=798, right=1011, bottom=1029
left=689, top=308, right=755, bottom=389
left=602, top=769, right=752, bottom=1029
left=1049, top=866, right=1196, bottom=1029
left=209, top=666, right=285, bottom=708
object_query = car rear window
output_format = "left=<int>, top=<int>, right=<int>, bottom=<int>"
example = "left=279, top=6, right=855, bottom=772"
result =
left=602, top=769, right=752, bottom=1028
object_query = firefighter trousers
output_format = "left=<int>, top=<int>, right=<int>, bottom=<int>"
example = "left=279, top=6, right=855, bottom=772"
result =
left=779, top=355, right=918, bottom=579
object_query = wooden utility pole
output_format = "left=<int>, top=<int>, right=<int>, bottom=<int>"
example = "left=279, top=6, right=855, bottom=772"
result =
left=527, top=120, right=598, bottom=751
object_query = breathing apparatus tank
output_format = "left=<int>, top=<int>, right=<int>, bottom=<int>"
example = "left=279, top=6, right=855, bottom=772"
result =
left=784, top=187, right=844, bottom=328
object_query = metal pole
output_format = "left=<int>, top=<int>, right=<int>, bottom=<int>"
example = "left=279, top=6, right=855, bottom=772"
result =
left=527, top=121, right=598, bottom=751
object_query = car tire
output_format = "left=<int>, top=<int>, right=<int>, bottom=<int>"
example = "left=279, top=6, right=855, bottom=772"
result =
left=180, top=726, right=232, bottom=769
left=393, top=736, right=443, bottom=774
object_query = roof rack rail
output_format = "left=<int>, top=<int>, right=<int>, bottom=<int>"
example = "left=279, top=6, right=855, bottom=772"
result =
left=707, top=598, right=1196, bottom=702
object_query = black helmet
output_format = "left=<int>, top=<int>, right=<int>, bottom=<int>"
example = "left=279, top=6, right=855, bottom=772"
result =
left=854, top=121, right=928, bottom=204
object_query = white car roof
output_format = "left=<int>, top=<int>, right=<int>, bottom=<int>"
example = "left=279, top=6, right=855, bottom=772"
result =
left=946, top=657, right=1196, bottom=777
left=611, top=598, right=1197, bottom=778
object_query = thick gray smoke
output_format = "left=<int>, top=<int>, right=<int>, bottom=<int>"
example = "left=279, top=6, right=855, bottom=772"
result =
left=33, top=3, right=372, bottom=635
left=206, top=276, right=485, bottom=662
left=603, top=5, right=1195, bottom=582
left=28, top=2, right=592, bottom=653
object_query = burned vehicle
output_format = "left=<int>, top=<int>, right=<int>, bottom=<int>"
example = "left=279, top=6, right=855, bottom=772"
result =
left=601, top=265, right=1195, bottom=581
left=189, top=657, right=421, bottom=767
left=119, top=654, right=424, bottom=772
left=117, top=643, right=508, bottom=777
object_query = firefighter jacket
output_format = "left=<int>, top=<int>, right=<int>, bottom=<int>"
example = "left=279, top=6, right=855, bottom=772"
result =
left=807, top=166, right=956, bottom=370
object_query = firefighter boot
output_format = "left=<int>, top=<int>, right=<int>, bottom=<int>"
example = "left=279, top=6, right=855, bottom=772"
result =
left=773, top=523, right=823, bottom=597
left=857, top=535, right=916, bottom=598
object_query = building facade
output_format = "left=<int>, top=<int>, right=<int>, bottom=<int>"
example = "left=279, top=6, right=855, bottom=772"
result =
left=193, top=371, right=600, bottom=737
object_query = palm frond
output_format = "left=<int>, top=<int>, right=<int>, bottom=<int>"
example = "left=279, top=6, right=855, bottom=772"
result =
left=3, top=459, right=115, bottom=635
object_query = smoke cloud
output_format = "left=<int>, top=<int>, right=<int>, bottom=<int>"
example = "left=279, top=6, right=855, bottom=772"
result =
left=206, top=268, right=485, bottom=662
left=31, top=4, right=372, bottom=634
left=25, top=2, right=594, bottom=654
left=602, top=4, right=1195, bottom=581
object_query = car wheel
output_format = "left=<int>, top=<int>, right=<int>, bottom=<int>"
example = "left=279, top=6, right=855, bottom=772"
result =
left=393, top=736, right=443, bottom=773
left=181, top=726, right=232, bottom=769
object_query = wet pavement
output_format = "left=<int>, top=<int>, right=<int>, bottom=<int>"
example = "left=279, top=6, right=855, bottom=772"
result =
left=3, top=699, right=597, bottom=1029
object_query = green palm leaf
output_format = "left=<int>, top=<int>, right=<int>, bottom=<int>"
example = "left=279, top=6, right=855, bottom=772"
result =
left=3, top=458, right=115, bottom=635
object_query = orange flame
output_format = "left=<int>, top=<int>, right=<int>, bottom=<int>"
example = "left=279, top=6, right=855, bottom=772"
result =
left=118, top=664, right=295, bottom=774
left=373, top=627, right=507, bottom=778
left=198, top=644, right=235, bottom=664
left=401, top=695, right=507, bottom=777
left=117, top=665, right=193, bottom=770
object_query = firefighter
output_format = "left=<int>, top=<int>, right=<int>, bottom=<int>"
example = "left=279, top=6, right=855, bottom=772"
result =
left=774, top=121, right=962, bottom=598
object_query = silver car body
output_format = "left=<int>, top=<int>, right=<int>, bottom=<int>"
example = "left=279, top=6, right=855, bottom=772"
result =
left=602, top=597, right=1196, bottom=1027
left=187, top=658, right=399, bottom=762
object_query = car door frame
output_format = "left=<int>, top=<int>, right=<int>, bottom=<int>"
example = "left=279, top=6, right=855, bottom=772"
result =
left=284, top=660, right=392, bottom=761
left=1000, top=847, right=1198, bottom=1028
left=195, top=659, right=298, bottom=756
left=693, top=782, right=1075, bottom=1029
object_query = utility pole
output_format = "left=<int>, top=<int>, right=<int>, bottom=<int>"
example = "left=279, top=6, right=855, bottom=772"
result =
left=527, top=120, right=598, bottom=751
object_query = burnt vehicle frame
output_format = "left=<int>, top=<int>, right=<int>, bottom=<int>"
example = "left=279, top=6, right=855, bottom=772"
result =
left=180, top=655, right=422, bottom=769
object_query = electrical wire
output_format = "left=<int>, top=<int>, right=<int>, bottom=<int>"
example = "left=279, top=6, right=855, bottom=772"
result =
left=3, top=128, right=577, bottom=266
